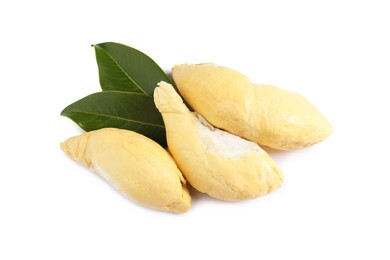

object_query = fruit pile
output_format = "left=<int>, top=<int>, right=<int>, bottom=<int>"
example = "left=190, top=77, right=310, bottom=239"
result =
left=61, top=43, right=332, bottom=213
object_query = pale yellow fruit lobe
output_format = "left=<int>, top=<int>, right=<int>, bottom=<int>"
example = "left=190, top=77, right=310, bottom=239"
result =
left=154, top=82, right=283, bottom=201
left=172, top=63, right=333, bottom=150
left=60, top=128, right=190, bottom=213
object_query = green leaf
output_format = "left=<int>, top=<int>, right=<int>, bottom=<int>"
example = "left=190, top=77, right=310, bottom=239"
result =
left=61, top=91, right=166, bottom=147
left=93, top=42, right=171, bottom=95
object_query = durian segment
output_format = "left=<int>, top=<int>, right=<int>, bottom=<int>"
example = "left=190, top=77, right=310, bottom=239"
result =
left=61, top=128, right=191, bottom=213
left=172, top=63, right=333, bottom=150
left=154, top=82, right=283, bottom=201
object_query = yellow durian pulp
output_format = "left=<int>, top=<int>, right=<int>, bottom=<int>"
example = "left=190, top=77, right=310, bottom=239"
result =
left=61, top=128, right=191, bottom=213
left=172, top=63, right=333, bottom=150
left=154, top=82, right=283, bottom=201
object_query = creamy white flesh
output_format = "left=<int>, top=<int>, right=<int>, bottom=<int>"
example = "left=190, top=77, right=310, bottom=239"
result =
left=195, top=112, right=264, bottom=157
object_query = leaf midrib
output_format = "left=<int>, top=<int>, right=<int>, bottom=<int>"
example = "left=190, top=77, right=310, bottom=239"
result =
left=65, top=110, right=165, bottom=128
left=97, top=45, right=148, bottom=96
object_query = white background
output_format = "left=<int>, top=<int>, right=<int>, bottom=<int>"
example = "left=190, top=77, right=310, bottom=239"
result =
left=1, top=0, right=389, bottom=259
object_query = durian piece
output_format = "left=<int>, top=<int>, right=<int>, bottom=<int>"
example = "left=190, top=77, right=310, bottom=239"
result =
left=61, top=128, right=191, bottom=213
left=154, top=81, right=283, bottom=201
left=172, top=63, right=333, bottom=150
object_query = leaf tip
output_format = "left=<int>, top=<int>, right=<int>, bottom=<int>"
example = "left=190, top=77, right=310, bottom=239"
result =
left=60, top=107, right=68, bottom=117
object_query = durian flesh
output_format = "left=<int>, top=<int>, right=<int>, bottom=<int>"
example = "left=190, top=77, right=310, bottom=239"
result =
left=172, top=63, right=333, bottom=150
left=61, top=128, right=191, bottom=213
left=154, top=82, right=283, bottom=201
